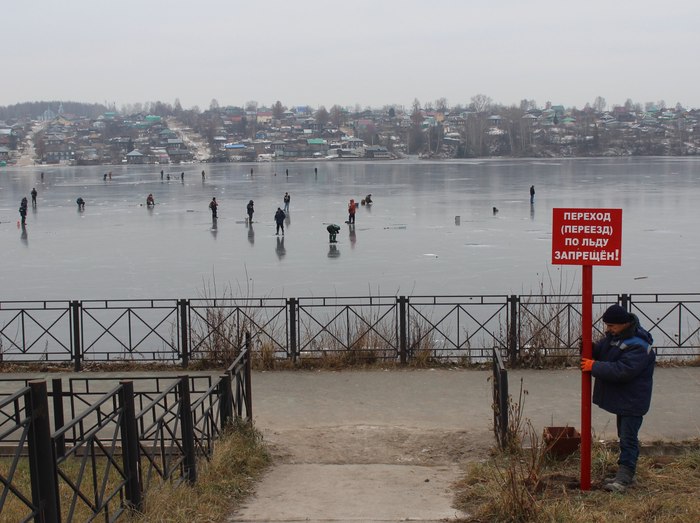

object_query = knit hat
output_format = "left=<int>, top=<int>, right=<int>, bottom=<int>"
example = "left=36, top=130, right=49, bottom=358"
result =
left=602, top=304, right=631, bottom=324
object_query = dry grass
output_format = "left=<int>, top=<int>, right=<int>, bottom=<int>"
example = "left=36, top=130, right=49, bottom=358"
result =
left=0, top=361, right=188, bottom=373
left=517, top=270, right=582, bottom=369
left=130, top=420, right=270, bottom=522
left=658, top=356, right=700, bottom=368
left=0, top=420, right=270, bottom=522
left=0, top=457, right=37, bottom=522
left=454, top=442, right=700, bottom=522
left=461, top=370, right=700, bottom=521
left=1, top=453, right=137, bottom=522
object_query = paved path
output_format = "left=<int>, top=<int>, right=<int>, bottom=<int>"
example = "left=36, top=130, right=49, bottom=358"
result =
left=229, top=367, right=700, bottom=522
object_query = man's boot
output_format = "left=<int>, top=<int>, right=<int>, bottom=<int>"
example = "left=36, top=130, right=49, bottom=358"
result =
left=604, top=465, right=634, bottom=493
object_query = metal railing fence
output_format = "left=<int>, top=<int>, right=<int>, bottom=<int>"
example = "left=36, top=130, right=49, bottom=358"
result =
left=2, top=293, right=699, bottom=366
left=0, top=385, right=50, bottom=522
left=78, top=299, right=182, bottom=366
left=491, top=348, right=509, bottom=450
left=51, top=382, right=135, bottom=521
left=0, top=344, right=252, bottom=522
left=0, top=300, right=73, bottom=362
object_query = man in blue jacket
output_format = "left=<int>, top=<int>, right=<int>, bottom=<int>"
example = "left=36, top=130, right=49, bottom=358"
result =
left=581, top=304, right=655, bottom=493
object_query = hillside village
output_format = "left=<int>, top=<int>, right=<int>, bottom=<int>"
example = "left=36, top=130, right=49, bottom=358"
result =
left=1, top=99, right=700, bottom=166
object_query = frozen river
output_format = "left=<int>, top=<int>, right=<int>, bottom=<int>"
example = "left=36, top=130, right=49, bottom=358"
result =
left=1, top=157, right=699, bottom=301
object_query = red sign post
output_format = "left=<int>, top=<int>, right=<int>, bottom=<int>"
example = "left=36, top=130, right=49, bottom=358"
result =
left=552, top=208, right=622, bottom=491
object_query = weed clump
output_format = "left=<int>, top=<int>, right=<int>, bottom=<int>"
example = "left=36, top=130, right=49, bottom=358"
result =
left=131, top=420, right=270, bottom=522
left=455, top=376, right=700, bottom=522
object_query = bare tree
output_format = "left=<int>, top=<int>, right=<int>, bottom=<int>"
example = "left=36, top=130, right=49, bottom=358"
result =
left=272, top=100, right=286, bottom=120
left=428, top=124, right=444, bottom=154
left=593, top=96, right=606, bottom=113
left=435, top=97, right=448, bottom=113
left=315, top=106, right=330, bottom=129
left=245, top=100, right=258, bottom=112
left=210, top=99, right=220, bottom=111
left=471, top=94, right=492, bottom=113
left=408, top=99, right=425, bottom=154
left=519, top=99, right=537, bottom=112
left=462, top=113, right=485, bottom=157
left=358, top=121, right=377, bottom=145
left=498, top=106, right=525, bottom=155
left=329, top=105, right=344, bottom=128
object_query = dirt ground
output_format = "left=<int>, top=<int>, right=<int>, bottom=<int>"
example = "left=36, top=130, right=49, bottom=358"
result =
left=231, top=369, right=496, bottom=521
left=234, top=423, right=489, bottom=522
left=263, top=425, right=493, bottom=466
left=250, top=368, right=498, bottom=468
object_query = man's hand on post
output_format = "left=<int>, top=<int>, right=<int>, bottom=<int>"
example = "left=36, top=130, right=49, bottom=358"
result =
left=580, top=358, right=594, bottom=373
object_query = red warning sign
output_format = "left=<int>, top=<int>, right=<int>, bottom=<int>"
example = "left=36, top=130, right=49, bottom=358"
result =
left=552, top=208, right=622, bottom=266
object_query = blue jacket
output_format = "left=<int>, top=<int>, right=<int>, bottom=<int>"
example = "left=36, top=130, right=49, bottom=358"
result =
left=591, top=314, right=655, bottom=416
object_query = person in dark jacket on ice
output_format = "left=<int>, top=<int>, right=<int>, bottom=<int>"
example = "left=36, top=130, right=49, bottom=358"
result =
left=581, top=304, right=655, bottom=493
left=274, top=207, right=286, bottom=235
left=247, top=200, right=255, bottom=223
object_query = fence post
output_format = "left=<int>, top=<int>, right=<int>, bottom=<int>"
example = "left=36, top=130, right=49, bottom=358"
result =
left=51, top=378, right=66, bottom=459
left=491, top=350, right=509, bottom=449
left=398, top=296, right=407, bottom=364
left=619, top=293, right=630, bottom=311
left=508, top=295, right=519, bottom=366
left=219, top=373, right=233, bottom=428
left=244, top=332, right=253, bottom=422
left=119, top=380, right=143, bottom=512
left=70, top=300, right=81, bottom=371
left=27, top=380, right=60, bottom=523
left=499, top=367, right=508, bottom=448
left=179, top=376, right=197, bottom=484
left=179, top=299, right=189, bottom=368
left=288, top=298, right=297, bottom=362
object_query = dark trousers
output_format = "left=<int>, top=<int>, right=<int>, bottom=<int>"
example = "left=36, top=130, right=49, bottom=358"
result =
left=276, top=222, right=284, bottom=235
left=616, top=414, right=643, bottom=473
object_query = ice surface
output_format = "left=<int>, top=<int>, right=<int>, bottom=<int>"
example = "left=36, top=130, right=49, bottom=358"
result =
left=1, top=157, right=699, bottom=300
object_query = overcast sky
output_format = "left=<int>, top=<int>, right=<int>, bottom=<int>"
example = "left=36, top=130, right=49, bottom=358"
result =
left=4, top=0, right=699, bottom=112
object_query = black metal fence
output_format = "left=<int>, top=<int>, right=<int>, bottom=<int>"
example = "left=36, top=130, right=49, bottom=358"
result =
left=0, top=343, right=252, bottom=522
left=0, top=384, right=54, bottom=521
left=1, top=293, right=699, bottom=366
left=492, top=348, right=509, bottom=450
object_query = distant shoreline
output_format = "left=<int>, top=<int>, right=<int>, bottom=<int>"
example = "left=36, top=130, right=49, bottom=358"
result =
left=9, top=154, right=700, bottom=170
